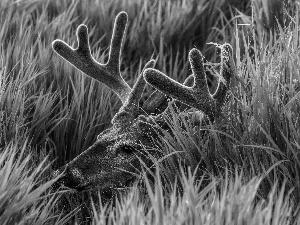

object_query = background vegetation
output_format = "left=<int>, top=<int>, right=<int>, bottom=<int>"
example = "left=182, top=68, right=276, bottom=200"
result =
left=0, top=0, right=300, bottom=224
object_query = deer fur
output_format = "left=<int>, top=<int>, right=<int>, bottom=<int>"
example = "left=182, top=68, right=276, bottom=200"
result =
left=52, top=11, right=235, bottom=193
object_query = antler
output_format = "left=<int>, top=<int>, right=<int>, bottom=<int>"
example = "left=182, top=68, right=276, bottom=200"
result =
left=52, top=12, right=131, bottom=103
left=143, top=44, right=234, bottom=121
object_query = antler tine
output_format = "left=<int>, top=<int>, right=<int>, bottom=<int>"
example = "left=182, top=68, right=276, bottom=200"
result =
left=107, top=12, right=127, bottom=75
left=144, top=44, right=234, bottom=121
left=52, top=11, right=131, bottom=103
left=212, top=44, right=234, bottom=109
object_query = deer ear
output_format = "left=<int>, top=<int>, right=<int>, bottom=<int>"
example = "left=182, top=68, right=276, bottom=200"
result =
left=142, top=90, right=171, bottom=115
left=183, top=74, right=194, bottom=87
left=142, top=74, right=195, bottom=114
left=173, top=74, right=195, bottom=111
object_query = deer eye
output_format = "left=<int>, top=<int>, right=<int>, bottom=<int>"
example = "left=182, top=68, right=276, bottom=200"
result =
left=120, top=145, right=135, bottom=154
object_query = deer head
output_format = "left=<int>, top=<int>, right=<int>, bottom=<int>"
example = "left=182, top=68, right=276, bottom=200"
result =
left=52, top=11, right=235, bottom=193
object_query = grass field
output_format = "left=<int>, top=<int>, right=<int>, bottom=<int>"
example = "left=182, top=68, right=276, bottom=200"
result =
left=1, top=0, right=300, bottom=224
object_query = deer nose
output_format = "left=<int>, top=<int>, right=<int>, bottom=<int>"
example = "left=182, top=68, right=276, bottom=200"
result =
left=52, top=166, right=84, bottom=190
left=51, top=167, right=65, bottom=191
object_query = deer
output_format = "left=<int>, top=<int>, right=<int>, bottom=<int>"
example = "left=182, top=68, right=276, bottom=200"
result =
left=51, top=11, right=235, bottom=194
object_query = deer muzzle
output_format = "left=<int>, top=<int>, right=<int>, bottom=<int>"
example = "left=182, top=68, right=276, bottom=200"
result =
left=52, top=165, right=89, bottom=191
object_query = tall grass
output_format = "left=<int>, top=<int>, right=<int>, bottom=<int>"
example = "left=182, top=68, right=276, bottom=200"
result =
left=1, top=0, right=300, bottom=223
left=90, top=169, right=293, bottom=225
left=0, top=138, right=74, bottom=224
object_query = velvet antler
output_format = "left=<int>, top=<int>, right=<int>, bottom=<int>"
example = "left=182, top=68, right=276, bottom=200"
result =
left=143, top=44, right=234, bottom=121
left=52, top=12, right=131, bottom=103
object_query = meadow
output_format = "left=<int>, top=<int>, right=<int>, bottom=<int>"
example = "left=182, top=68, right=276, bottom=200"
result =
left=0, top=0, right=300, bottom=224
